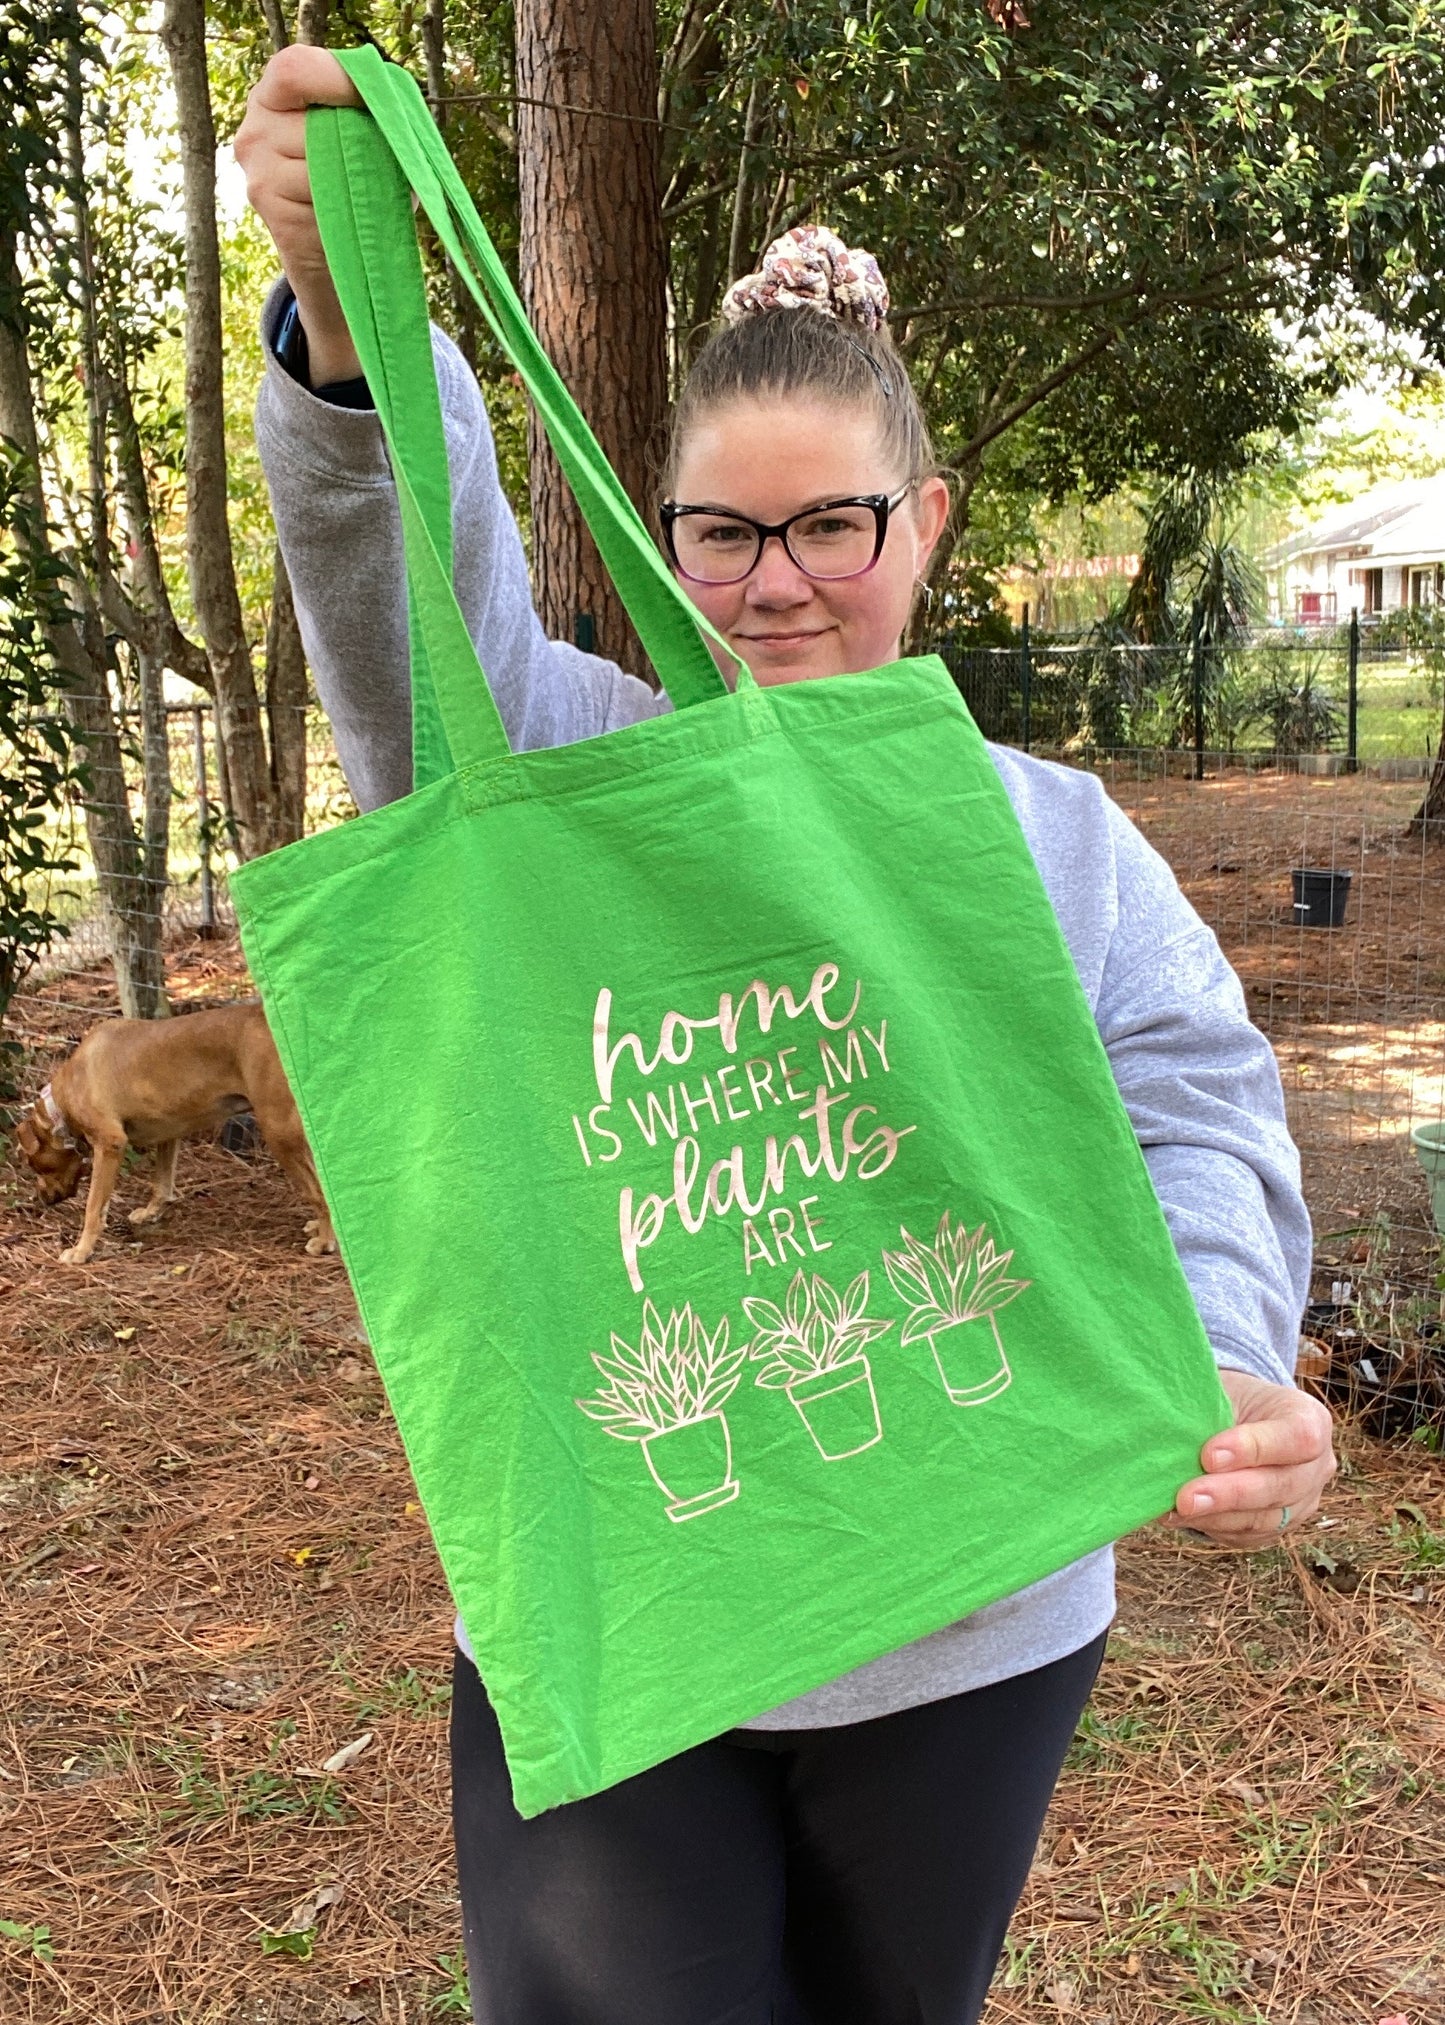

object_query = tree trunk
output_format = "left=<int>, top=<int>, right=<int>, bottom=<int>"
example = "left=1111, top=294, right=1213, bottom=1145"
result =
left=515, top=0, right=668, bottom=678
left=1408, top=707, right=1445, bottom=834
left=138, top=647, right=174, bottom=1003
left=162, top=0, right=278, bottom=861
left=0, top=239, right=168, bottom=1019
left=265, top=545, right=309, bottom=844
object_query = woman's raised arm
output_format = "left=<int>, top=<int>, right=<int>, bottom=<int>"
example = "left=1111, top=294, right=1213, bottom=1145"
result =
left=238, top=53, right=664, bottom=813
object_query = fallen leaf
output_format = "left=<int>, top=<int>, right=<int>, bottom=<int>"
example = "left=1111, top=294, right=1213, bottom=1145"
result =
left=1046, top=1977, right=1078, bottom=2011
left=1221, top=1773, right=1263, bottom=1806
left=304, top=1474, right=319, bottom=1491
left=260, top=1927, right=314, bottom=1959
left=320, top=1732, right=373, bottom=1775
left=404, top=1500, right=421, bottom=1518
left=1376, top=2015, right=1410, bottom=2025
left=283, top=1879, right=344, bottom=1933
left=113, top=1325, right=136, bottom=1342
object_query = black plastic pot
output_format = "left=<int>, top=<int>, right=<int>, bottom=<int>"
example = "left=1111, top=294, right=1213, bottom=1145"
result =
left=1291, top=867, right=1351, bottom=929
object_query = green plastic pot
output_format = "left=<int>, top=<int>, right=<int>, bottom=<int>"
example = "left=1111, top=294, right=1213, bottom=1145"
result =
left=1411, top=1120, right=1445, bottom=1237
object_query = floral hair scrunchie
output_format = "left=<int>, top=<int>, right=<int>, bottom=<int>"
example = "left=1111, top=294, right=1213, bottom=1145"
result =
left=721, top=225, right=890, bottom=334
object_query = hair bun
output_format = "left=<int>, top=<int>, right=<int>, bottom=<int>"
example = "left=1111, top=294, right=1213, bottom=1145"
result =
left=721, top=226, right=890, bottom=334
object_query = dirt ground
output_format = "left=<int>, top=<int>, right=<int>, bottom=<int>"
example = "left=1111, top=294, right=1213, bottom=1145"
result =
left=3, top=772, right=1444, bottom=2023
left=1108, top=767, right=1445, bottom=1303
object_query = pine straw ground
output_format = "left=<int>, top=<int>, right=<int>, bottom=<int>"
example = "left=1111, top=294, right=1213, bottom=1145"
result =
left=1, top=935, right=1442, bottom=2025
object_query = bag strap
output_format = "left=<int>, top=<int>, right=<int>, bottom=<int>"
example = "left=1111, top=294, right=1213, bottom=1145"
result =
left=307, top=51, right=747, bottom=784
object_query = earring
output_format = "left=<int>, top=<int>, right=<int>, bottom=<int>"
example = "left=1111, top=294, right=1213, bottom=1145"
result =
left=915, top=578, right=934, bottom=614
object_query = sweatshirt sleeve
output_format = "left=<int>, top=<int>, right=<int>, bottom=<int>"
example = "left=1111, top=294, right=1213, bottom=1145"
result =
left=253, top=280, right=663, bottom=814
left=1093, top=796, right=1312, bottom=1388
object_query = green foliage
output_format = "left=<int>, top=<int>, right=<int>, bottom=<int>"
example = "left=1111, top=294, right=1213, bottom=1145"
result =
left=0, top=1919, right=55, bottom=1965
left=428, top=1950, right=473, bottom=2015
left=659, top=0, right=1445, bottom=488
left=149, top=1736, right=348, bottom=1827
left=347, top=1665, right=452, bottom=1720
left=259, top=1926, right=315, bottom=1959
left=0, top=448, right=87, bottom=1020
left=1246, top=647, right=1344, bottom=754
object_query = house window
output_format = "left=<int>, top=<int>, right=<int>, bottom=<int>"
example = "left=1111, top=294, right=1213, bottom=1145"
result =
left=1410, top=569, right=1436, bottom=608
left=1363, top=567, right=1383, bottom=615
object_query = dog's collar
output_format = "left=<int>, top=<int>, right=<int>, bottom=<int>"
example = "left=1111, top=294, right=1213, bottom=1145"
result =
left=39, top=1083, right=77, bottom=1149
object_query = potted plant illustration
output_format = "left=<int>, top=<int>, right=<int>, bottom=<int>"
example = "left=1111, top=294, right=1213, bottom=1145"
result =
left=744, top=1270, right=893, bottom=1461
left=575, top=1301, right=746, bottom=1521
left=882, top=1213, right=1030, bottom=1407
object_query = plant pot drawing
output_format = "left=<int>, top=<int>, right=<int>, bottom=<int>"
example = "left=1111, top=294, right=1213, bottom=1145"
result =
left=924, top=1314, right=1012, bottom=1406
left=576, top=1300, right=746, bottom=1523
left=745, top=1270, right=894, bottom=1461
left=786, top=1356, right=883, bottom=1460
left=641, top=1413, right=740, bottom=1522
left=883, top=1212, right=1030, bottom=1411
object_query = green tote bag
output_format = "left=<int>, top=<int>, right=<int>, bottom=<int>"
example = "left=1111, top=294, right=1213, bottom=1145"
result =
left=230, top=48, right=1230, bottom=1818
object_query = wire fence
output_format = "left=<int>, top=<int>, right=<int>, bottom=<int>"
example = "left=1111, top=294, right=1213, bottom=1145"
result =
left=25, top=701, right=356, bottom=973
left=937, top=630, right=1441, bottom=776
left=14, top=671, right=1445, bottom=1321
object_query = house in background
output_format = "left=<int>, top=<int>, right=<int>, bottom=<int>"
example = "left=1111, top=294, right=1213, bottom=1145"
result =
left=1267, top=475, right=1445, bottom=626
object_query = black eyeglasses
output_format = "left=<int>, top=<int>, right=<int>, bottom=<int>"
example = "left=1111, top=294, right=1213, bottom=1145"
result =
left=659, top=485, right=913, bottom=586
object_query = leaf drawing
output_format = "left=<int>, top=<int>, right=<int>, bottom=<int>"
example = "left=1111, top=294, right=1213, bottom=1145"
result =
left=881, top=1212, right=1031, bottom=1343
left=576, top=1301, right=746, bottom=1439
left=744, top=1269, right=893, bottom=1388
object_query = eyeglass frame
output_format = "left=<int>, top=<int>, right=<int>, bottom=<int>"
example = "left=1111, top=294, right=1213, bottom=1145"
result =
left=658, top=484, right=914, bottom=585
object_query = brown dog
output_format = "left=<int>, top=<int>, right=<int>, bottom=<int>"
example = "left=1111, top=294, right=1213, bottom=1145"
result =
left=14, top=1001, right=335, bottom=1265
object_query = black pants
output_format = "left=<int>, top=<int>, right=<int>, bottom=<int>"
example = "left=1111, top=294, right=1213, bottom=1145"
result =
left=451, top=1631, right=1105, bottom=2025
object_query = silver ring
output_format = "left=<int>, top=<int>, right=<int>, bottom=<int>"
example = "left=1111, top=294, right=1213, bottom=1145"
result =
left=1277, top=1505, right=1292, bottom=1533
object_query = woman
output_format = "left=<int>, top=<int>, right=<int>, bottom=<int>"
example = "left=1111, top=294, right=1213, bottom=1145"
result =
left=236, top=49, right=1335, bottom=2025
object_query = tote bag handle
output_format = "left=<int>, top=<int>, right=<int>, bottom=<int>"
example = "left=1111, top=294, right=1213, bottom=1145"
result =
left=307, top=49, right=746, bottom=784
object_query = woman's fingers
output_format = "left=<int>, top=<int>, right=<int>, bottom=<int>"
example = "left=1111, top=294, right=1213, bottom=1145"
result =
left=1201, top=1393, right=1333, bottom=1474
left=250, top=45, right=361, bottom=115
left=1175, top=1461, right=1311, bottom=1521
left=1160, top=1371, right=1338, bottom=1553
left=234, top=48, right=365, bottom=377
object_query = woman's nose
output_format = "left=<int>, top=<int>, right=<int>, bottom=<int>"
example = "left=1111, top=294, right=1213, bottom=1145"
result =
left=746, top=534, right=813, bottom=603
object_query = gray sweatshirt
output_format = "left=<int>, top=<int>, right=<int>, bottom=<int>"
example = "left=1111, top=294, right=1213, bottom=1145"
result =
left=255, top=286, right=1311, bottom=1728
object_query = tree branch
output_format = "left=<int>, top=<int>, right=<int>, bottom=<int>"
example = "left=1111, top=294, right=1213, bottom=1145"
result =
left=946, top=314, right=1149, bottom=472
left=892, top=262, right=1244, bottom=321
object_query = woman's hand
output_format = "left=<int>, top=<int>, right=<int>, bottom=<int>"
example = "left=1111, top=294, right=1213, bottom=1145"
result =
left=233, top=47, right=364, bottom=385
left=1163, top=1369, right=1336, bottom=1551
